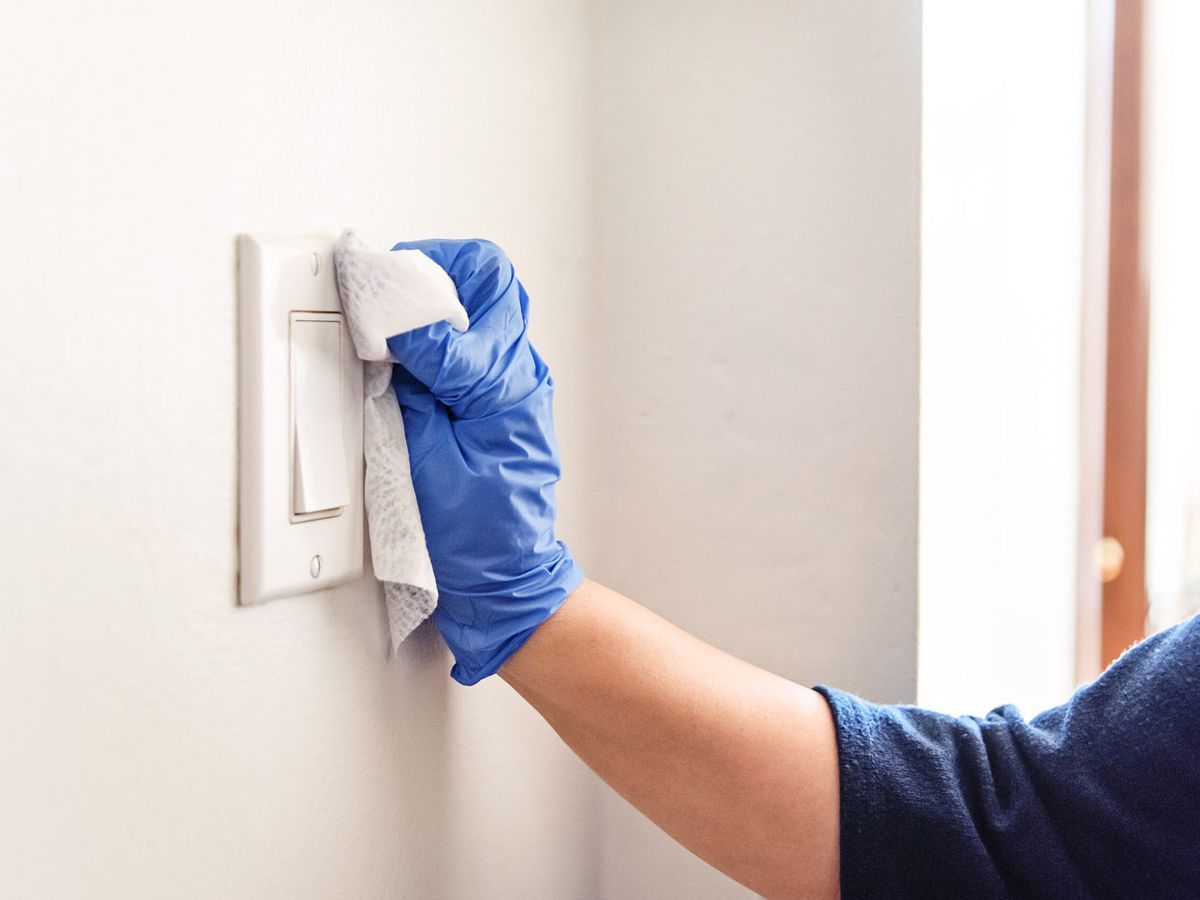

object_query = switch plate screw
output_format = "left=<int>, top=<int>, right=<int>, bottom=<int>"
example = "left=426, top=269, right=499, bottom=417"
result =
left=310, top=252, right=321, bottom=276
left=309, top=554, right=322, bottom=578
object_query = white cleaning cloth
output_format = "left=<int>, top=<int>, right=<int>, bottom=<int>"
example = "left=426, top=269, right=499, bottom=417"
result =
left=333, top=230, right=468, bottom=650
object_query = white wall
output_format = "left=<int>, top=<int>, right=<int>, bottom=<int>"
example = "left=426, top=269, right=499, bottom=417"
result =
left=592, top=2, right=922, bottom=896
left=919, top=1, right=1087, bottom=717
left=1145, top=0, right=1200, bottom=631
left=0, top=1, right=601, bottom=896
left=3, top=2, right=925, bottom=897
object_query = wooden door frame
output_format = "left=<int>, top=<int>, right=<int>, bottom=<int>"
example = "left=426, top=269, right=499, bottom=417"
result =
left=1102, top=0, right=1150, bottom=667
left=1079, top=0, right=1150, bottom=680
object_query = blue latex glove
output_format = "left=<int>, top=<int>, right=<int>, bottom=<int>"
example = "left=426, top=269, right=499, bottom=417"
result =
left=386, top=239, right=584, bottom=685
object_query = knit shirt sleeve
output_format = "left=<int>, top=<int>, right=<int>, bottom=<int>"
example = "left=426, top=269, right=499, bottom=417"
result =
left=814, top=615, right=1200, bottom=898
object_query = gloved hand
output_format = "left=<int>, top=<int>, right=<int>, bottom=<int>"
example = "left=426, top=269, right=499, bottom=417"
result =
left=385, top=239, right=584, bottom=685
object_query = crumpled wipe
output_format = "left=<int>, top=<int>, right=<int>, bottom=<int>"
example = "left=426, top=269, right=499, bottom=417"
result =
left=332, top=229, right=468, bottom=650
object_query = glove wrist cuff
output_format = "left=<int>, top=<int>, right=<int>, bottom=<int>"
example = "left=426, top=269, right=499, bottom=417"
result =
left=437, top=552, right=586, bottom=686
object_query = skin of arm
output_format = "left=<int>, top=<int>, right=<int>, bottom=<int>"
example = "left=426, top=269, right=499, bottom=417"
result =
left=500, top=578, right=841, bottom=899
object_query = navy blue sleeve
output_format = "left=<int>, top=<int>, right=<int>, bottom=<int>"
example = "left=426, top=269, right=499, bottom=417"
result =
left=815, top=615, right=1200, bottom=898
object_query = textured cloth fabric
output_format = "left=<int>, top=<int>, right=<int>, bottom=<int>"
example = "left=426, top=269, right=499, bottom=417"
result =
left=332, top=230, right=468, bottom=649
left=816, top=614, right=1200, bottom=898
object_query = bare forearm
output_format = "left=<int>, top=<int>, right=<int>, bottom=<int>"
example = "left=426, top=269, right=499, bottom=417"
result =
left=500, top=579, right=840, bottom=898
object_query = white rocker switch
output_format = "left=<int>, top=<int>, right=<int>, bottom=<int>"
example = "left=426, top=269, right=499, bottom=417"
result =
left=290, top=312, right=351, bottom=518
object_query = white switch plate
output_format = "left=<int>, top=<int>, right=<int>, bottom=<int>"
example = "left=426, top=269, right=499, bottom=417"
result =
left=237, top=234, right=364, bottom=605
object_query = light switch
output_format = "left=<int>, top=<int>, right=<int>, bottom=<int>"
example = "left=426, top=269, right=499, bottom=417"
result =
left=238, top=234, right=364, bottom=606
left=290, top=313, right=350, bottom=517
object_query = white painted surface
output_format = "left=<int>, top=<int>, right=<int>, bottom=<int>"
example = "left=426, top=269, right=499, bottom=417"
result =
left=2, top=1, right=924, bottom=896
left=0, top=1, right=599, bottom=896
left=592, top=2, right=922, bottom=895
left=1145, top=0, right=1200, bottom=631
left=919, top=1, right=1088, bottom=717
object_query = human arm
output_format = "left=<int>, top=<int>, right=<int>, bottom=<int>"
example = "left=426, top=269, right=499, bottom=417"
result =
left=501, top=578, right=840, bottom=899
left=381, top=237, right=838, bottom=895
left=383, top=238, right=1200, bottom=899
left=500, top=577, right=1200, bottom=900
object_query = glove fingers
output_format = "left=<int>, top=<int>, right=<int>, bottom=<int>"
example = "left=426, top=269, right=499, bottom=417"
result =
left=392, top=366, right=455, bottom=472
left=386, top=320, right=457, bottom=396
left=386, top=241, right=540, bottom=419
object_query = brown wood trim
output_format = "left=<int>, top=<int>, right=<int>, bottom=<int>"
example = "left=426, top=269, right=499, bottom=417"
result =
left=1101, top=0, right=1150, bottom=666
